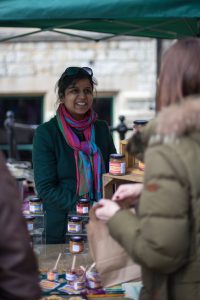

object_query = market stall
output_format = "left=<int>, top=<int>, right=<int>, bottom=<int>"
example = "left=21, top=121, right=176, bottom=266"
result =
left=38, top=244, right=141, bottom=300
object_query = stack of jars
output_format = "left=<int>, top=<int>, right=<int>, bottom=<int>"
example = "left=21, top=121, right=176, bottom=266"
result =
left=67, top=198, right=90, bottom=254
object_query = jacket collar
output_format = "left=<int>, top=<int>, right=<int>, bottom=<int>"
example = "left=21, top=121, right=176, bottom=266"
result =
left=127, top=96, right=200, bottom=155
left=150, top=96, right=200, bottom=146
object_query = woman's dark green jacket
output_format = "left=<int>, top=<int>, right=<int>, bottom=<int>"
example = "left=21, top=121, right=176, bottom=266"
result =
left=32, top=116, right=116, bottom=244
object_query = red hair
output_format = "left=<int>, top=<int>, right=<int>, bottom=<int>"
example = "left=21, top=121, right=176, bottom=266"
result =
left=157, top=38, right=200, bottom=111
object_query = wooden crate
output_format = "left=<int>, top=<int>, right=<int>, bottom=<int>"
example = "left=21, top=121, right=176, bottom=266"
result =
left=102, top=168, right=144, bottom=199
left=120, top=139, right=135, bottom=171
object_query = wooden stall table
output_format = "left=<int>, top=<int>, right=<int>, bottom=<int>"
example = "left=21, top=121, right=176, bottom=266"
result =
left=103, top=168, right=144, bottom=199
left=38, top=244, right=91, bottom=299
left=38, top=244, right=133, bottom=300
left=37, top=244, right=92, bottom=274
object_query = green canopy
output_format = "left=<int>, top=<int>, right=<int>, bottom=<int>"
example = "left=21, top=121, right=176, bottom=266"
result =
left=0, top=0, right=200, bottom=41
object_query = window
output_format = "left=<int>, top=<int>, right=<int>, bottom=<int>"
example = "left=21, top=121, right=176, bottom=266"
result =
left=0, top=95, right=43, bottom=161
left=93, top=97, right=113, bottom=126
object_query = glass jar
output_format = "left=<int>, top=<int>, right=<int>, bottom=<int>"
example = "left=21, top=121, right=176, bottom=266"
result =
left=67, top=216, right=82, bottom=233
left=76, top=198, right=90, bottom=215
left=133, top=120, right=148, bottom=133
left=65, top=269, right=77, bottom=284
left=109, top=154, right=126, bottom=175
left=66, top=268, right=85, bottom=287
left=47, top=270, right=59, bottom=281
left=86, top=269, right=102, bottom=289
left=69, top=236, right=84, bottom=254
left=73, top=278, right=86, bottom=291
left=24, top=215, right=35, bottom=232
left=133, top=120, right=148, bottom=171
left=29, top=196, right=43, bottom=214
left=138, top=160, right=145, bottom=171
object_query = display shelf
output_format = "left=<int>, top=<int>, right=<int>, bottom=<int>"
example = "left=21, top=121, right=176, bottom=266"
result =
left=120, top=139, right=135, bottom=170
left=102, top=168, right=144, bottom=198
left=38, top=244, right=129, bottom=299
left=24, top=211, right=46, bottom=255
left=68, top=213, right=89, bottom=218
left=66, top=231, right=87, bottom=236
left=38, top=244, right=91, bottom=266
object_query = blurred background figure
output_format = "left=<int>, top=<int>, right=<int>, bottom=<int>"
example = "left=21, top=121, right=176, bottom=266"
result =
left=4, top=110, right=19, bottom=161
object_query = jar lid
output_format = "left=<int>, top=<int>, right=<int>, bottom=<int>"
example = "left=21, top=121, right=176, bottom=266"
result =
left=24, top=215, right=35, bottom=221
left=68, top=216, right=82, bottom=222
left=48, top=270, right=58, bottom=274
left=70, top=236, right=83, bottom=242
left=16, top=177, right=26, bottom=181
left=110, top=154, right=125, bottom=159
left=29, top=196, right=42, bottom=202
left=133, top=120, right=148, bottom=126
left=78, top=198, right=90, bottom=204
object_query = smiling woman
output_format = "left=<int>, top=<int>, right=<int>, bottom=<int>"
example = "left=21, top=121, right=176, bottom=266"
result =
left=32, top=66, right=116, bottom=244
left=62, top=78, right=94, bottom=120
left=56, top=67, right=96, bottom=120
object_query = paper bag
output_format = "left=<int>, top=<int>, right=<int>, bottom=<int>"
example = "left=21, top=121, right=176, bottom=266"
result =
left=86, top=207, right=141, bottom=287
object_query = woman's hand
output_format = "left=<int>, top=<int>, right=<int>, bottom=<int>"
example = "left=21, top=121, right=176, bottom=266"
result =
left=112, top=183, right=143, bottom=204
left=95, top=199, right=120, bottom=222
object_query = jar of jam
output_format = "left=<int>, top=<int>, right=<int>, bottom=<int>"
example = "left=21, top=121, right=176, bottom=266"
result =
left=24, top=215, right=35, bottom=232
left=65, top=269, right=77, bottom=284
left=86, top=270, right=101, bottom=283
left=73, top=278, right=86, bottom=291
left=68, top=216, right=82, bottom=233
left=133, top=120, right=148, bottom=170
left=138, top=160, right=145, bottom=171
left=47, top=270, right=59, bottom=281
left=29, top=196, right=43, bottom=214
left=69, top=236, right=84, bottom=254
left=133, top=119, right=148, bottom=133
left=76, top=198, right=90, bottom=215
left=109, top=154, right=126, bottom=175
left=87, top=279, right=102, bottom=289
left=66, top=268, right=84, bottom=284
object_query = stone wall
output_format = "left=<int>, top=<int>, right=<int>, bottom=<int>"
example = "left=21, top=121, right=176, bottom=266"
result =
left=0, top=38, right=157, bottom=148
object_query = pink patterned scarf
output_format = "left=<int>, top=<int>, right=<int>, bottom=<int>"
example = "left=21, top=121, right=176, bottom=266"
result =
left=56, top=103, right=105, bottom=200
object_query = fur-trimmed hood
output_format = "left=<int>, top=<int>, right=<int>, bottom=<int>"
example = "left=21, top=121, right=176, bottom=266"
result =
left=156, top=96, right=200, bottom=137
left=127, top=96, right=200, bottom=156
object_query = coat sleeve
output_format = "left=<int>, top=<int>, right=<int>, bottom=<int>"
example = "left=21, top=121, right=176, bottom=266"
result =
left=107, top=144, right=190, bottom=274
left=32, top=124, right=77, bottom=211
left=0, top=152, right=41, bottom=300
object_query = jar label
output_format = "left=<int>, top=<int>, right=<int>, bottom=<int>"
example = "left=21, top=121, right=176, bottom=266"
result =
left=27, top=223, right=34, bottom=231
left=82, top=207, right=89, bottom=214
left=47, top=271, right=59, bottom=281
left=29, top=203, right=43, bottom=213
left=66, top=272, right=77, bottom=281
left=72, top=244, right=80, bottom=253
left=87, top=279, right=101, bottom=289
left=68, top=223, right=81, bottom=233
left=76, top=205, right=89, bottom=215
left=109, top=162, right=126, bottom=175
left=86, top=271, right=101, bottom=282
left=74, top=280, right=85, bottom=290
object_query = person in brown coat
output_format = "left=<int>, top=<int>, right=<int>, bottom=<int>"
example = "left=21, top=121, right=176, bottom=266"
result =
left=0, top=151, right=41, bottom=300
left=95, top=38, right=200, bottom=300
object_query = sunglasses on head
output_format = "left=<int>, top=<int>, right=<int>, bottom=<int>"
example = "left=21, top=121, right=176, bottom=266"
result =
left=63, top=67, right=93, bottom=77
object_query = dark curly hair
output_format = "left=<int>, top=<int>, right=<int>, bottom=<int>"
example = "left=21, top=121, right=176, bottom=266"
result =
left=157, top=38, right=200, bottom=110
left=55, top=67, right=97, bottom=103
